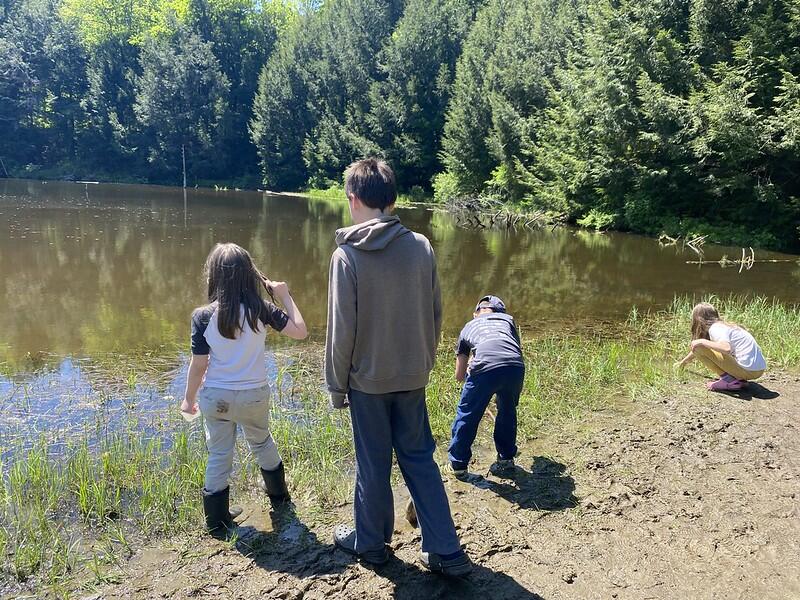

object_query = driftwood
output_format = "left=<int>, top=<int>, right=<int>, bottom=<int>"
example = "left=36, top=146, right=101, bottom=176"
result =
left=443, top=196, right=558, bottom=231
left=659, top=233, right=707, bottom=258
left=685, top=247, right=798, bottom=272
left=661, top=234, right=799, bottom=272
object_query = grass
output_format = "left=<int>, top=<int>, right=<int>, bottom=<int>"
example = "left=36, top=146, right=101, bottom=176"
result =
left=2, top=296, right=799, bottom=595
left=1, top=429, right=205, bottom=591
left=301, top=185, right=426, bottom=207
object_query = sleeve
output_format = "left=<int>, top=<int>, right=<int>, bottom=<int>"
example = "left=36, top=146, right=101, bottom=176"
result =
left=455, top=327, right=472, bottom=356
left=324, top=248, right=358, bottom=402
left=264, top=300, right=289, bottom=332
left=431, top=243, right=443, bottom=352
left=708, top=322, right=731, bottom=343
left=190, top=309, right=211, bottom=355
left=510, top=318, right=522, bottom=345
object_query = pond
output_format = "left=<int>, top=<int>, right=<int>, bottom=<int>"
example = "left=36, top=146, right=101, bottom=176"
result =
left=1, top=179, right=799, bottom=444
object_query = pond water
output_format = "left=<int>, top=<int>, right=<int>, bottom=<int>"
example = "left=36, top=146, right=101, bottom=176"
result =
left=1, top=179, right=799, bottom=444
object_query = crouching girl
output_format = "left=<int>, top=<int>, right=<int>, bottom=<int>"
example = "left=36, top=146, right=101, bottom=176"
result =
left=677, top=302, right=766, bottom=392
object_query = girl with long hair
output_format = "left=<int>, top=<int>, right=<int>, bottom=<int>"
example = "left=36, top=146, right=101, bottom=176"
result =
left=181, top=243, right=307, bottom=537
left=676, top=302, right=766, bottom=392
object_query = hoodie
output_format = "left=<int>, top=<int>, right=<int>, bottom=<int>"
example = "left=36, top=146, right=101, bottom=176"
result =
left=324, top=214, right=442, bottom=404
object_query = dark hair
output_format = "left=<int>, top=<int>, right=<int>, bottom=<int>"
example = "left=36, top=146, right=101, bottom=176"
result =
left=203, top=243, right=275, bottom=339
left=344, top=158, right=397, bottom=210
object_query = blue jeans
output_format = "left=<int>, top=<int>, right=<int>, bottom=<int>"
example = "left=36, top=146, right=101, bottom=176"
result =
left=448, top=365, right=525, bottom=471
left=348, top=387, right=462, bottom=555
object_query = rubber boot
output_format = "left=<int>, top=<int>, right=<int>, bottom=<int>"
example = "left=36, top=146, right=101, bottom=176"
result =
left=260, top=462, right=290, bottom=507
left=202, top=487, right=236, bottom=539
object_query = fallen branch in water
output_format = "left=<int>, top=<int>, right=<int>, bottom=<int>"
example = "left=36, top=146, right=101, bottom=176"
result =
left=442, top=196, right=562, bottom=231
left=659, top=233, right=708, bottom=258
left=685, top=247, right=799, bottom=271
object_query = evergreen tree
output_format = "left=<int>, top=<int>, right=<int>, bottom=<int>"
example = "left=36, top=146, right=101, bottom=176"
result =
left=133, top=23, right=230, bottom=182
left=367, top=0, right=478, bottom=188
left=0, top=0, right=87, bottom=172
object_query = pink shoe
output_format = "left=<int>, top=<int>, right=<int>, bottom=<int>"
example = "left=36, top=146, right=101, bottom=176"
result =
left=707, top=377, right=743, bottom=392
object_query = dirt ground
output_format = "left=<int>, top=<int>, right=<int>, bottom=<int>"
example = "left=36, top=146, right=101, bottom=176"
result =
left=88, top=371, right=799, bottom=600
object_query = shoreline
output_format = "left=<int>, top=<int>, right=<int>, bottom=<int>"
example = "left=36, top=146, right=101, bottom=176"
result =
left=2, top=297, right=799, bottom=596
left=3, top=176, right=798, bottom=254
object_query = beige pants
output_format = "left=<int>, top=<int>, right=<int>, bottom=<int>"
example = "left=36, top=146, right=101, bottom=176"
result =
left=693, top=345, right=764, bottom=381
left=198, top=385, right=281, bottom=493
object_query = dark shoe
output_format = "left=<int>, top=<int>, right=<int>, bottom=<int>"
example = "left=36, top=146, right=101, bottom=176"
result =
left=489, top=457, right=516, bottom=477
left=420, top=550, right=473, bottom=577
left=202, top=487, right=237, bottom=539
left=447, top=463, right=470, bottom=480
left=260, top=462, right=290, bottom=507
left=333, top=524, right=389, bottom=565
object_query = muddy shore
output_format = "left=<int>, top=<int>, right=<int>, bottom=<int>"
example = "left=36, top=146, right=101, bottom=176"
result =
left=78, top=371, right=799, bottom=600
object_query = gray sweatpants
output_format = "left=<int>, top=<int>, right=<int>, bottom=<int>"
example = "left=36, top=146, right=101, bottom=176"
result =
left=198, top=385, right=282, bottom=493
left=349, top=387, right=462, bottom=555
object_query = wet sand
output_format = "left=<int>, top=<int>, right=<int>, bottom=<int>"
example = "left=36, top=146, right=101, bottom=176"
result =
left=83, top=370, right=800, bottom=600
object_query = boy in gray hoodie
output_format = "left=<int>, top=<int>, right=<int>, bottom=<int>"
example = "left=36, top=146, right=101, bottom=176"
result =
left=325, top=158, right=471, bottom=577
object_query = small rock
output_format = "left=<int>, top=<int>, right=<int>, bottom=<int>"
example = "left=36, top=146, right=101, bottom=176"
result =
left=562, top=570, right=577, bottom=584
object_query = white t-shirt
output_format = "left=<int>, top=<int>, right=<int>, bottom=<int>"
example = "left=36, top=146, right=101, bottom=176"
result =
left=191, top=302, right=288, bottom=390
left=708, top=322, right=767, bottom=371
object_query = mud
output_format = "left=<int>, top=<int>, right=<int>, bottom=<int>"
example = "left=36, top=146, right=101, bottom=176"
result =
left=88, top=372, right=799, bottom=599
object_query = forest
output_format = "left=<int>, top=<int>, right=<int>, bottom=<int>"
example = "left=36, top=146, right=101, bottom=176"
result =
left=1, top=0, right=799, bottom=249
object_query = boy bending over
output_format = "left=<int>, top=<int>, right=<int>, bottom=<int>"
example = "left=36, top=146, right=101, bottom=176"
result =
left=448, top=295, right=525, bottom=477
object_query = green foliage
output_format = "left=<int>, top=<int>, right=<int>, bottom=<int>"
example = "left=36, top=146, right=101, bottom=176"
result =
left=60, top=0, right=190, bottom=47
left=366, top=0, right=477, bottom=188
left=1, top=0, right=292, bottom=184
left=2, top=0, right=799, bottom=248
left=437, top=0, right=800, bottom=249
left=577, top=209, right=617, bottom=231
left=133, top=22, right=230, bottom=180
left=0, top=0, right=87, bottom=171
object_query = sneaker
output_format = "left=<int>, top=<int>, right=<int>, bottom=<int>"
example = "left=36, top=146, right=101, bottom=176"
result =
left=707, top=377, right=743, bottom=392
left=420, top=551, right=473, bottom=577
left=333, top=524, right=389, bottom=565
left=489, top=457, right=515, bottom=476
left=447, top=463, right=469, bottom=480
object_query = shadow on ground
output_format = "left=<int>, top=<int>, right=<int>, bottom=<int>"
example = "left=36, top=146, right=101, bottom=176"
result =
left=361, top=554, right=546, bottom=600
left=233, top=504, right=354, bottom=577
left=464, top=456, right=578, bottom=511
left=233, top=504, right=545, bottom=598
left=721, top=381, right=780, bottom=401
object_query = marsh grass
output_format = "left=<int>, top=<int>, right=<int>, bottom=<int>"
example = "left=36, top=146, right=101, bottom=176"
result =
left=3, top=296, right=799, bottom=595
left=1, top=428, right=205, bottom=590
left=302, top=185, right=422, bottom=207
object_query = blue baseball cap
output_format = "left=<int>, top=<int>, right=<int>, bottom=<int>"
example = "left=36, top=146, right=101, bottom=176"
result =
left=475, top=295, right=506, bottom=313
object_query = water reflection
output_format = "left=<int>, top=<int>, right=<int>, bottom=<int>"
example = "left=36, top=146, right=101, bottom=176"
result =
left=1, top=179, right=798, bottom=373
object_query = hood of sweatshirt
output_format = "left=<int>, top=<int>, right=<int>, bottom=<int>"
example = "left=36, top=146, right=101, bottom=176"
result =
left=335, top=214, right=410, bottom=251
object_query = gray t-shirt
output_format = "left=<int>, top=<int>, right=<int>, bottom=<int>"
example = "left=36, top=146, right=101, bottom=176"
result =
left=455, top=312, right=524, bottom=376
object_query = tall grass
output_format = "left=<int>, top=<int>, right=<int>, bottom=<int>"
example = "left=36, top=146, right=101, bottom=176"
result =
left=1, top=429, right=205, bottom=589
left=639, top=295, right=800, bottom=367
left=2, top=296, right=799, bottom=594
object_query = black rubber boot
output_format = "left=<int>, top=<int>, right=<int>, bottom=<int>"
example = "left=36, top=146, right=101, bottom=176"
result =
left=260, top=462, right=290, bottom=507
left=202, top=487, right=236, bottom=539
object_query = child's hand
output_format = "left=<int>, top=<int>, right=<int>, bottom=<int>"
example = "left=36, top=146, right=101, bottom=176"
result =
left=264, top=278, right=290, bottom=301
left=330, top=392, right=349, bottom=409
left=180, top=398, right=198, bottom=414
left=690, top=339, right=705, bottom=350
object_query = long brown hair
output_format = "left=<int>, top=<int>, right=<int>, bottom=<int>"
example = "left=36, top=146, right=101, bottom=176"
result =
left=691, top=302, right=740, bottom=340
left=203, top=243, right=275, bottom=339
